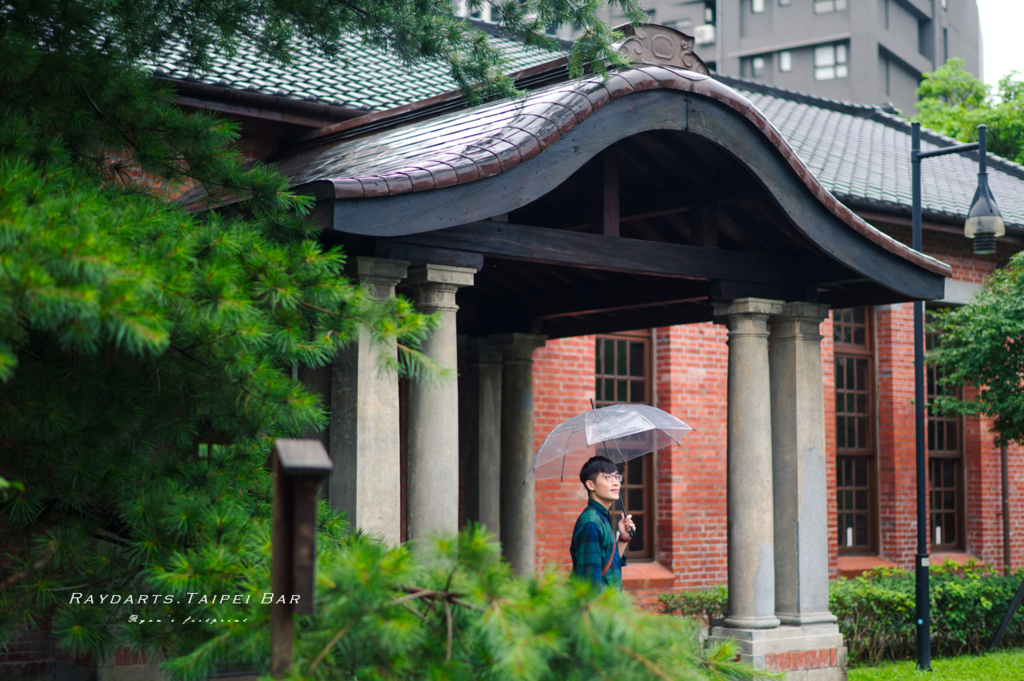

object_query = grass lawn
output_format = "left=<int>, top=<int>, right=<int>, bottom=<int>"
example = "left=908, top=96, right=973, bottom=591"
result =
left=848, top=648, right=1024, bottom=680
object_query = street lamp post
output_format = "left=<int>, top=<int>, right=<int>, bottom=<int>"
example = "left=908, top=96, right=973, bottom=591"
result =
left=910, top=122, right=1005, bottom=672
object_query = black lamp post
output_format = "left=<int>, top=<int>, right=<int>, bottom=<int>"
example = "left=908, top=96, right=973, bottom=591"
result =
left=910, top=122, right=1005, bottom=672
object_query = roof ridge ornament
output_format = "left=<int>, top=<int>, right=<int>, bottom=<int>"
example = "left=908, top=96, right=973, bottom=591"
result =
left=612, top=23, right=710, bottom=75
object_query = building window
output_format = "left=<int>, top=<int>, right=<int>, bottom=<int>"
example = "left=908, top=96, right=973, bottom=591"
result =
left=779, top=0, right=791, bottom=5
left=814, top=43, right=848, bottom=80
left=595, top=332, right=653, bottom=559
left=752, top=0, right=765, bottom=13
left=834, top=308, right=876, bottom=553
left=705, top=1, right=715, bottom=23
left=752, top=56, right=766, bottom=77
left=814, top=0, right=848, bottom=13
left=926, top=322, right=963, bottom=550
left=779, top=50, right=792, bottom=72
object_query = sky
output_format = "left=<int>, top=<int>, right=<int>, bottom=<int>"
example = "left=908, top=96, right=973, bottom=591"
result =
left=976, top=0, right=1024, bottom=88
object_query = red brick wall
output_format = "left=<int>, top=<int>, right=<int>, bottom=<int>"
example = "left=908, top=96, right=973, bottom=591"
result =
left=0, top=622, right=54, bottom=680
left=532, top=336, right=598, bottom=573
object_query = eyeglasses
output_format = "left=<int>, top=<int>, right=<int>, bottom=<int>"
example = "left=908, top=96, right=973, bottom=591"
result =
left=599, top=473, right=623, bottom=483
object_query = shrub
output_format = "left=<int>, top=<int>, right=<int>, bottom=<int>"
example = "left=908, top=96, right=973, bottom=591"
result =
left=659, top=560, right=1024, bottom=666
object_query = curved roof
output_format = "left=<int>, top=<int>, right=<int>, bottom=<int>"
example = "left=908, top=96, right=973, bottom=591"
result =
left=278, top=65, right=950, bottom=278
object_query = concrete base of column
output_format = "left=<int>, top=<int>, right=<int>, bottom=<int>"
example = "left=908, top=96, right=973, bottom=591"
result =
left=706, top=624, right=847, bottom=680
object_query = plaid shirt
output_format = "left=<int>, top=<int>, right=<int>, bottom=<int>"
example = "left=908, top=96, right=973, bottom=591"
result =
left=570, top=499, right=626, bottom=591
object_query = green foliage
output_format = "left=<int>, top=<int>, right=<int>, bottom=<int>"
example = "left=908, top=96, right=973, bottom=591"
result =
left=914, top=58, right=1024, bottom=164
left=660, top=560, right=1024, bottom=667
left=928, top=252, right=1024, bottom=447
left=849, top=648, right=1024, bottom=681
left=657, top=585, right=728, bottom=626
left=0, top=0, right=706, bottom=676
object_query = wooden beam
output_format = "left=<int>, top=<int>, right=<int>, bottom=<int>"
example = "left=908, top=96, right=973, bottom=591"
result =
left=589, top=149, right=620, bottom=237
left=395, top=220, right=805, bottom=285
left=530, top=279, right=709, bottom=318
left=540, top=303, right=713, bottom=340
left=693, top=204, right=719, bottom=248
left=375, top=240, right=484, bottom=271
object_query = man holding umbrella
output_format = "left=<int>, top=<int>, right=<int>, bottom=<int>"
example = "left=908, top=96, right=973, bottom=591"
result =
left=524, top=404, right=691, bottom=591
left=569, top=456, right=636, bottom=591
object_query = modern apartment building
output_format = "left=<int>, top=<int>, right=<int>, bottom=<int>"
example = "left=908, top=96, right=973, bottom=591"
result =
left=593, top=0, right=983, bottom=115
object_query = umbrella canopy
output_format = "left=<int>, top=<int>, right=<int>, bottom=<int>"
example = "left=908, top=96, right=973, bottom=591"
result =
left=524, top=404, right=693, bottom=482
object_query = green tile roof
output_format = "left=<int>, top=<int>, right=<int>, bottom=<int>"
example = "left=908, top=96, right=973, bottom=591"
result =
left=719, top=75, right=1024, bottom=231
left=149, top=25, right=563, bottom=112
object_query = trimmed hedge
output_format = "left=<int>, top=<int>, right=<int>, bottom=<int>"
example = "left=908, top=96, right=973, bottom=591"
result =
left=658, top=560, right=1024, bottom=666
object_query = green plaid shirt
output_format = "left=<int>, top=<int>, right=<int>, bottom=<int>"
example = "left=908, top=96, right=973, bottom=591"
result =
left=570, top=499, right=626, bottom=591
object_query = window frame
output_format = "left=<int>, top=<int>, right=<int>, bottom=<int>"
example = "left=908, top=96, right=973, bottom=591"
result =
left=833, top=307, right=878, bottom=555
left=925, top=315, right=965, bottom=550
left=595, top=331, right=656, bottom=560
left=779, top=50, right=793, bottom=72
left=814, top=43, right=848, bottom=81
left=751, top=56, right=766, bottom=78
left=814, top=0, right=848, bottom=14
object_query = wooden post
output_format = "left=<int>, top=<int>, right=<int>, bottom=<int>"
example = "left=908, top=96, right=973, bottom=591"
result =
left=271, top=439, right=333, bottom=678
left=589, top=148, right=619, bottom=237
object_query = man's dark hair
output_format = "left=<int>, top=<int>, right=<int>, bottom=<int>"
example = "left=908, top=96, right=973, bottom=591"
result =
left=579, top=456, right=618, bottom=488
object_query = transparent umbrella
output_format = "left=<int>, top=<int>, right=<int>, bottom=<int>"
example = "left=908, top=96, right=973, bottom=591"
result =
left=524, top=404, right=693, bottom=483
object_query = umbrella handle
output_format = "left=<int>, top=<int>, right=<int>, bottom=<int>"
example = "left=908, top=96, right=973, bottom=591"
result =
left=591, top=399, right=635, bottom=541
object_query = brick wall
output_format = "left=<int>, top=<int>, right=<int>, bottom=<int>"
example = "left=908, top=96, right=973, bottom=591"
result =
left=0, top=621, right=54, bottom=680
left=532, top=336, right=598, bottom=574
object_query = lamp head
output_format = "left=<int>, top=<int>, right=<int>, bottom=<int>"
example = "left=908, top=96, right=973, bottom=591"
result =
left=964, top=173, right=1004, bottom=255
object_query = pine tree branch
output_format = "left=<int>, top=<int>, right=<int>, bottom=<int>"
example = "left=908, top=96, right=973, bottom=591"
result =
left=308, top=623, right=350, bottom=672
left=0, top=543, right=57, bottom=589
left=444, top=600, right=453, bottom=662
left=616, top=644, right=673, bottom=681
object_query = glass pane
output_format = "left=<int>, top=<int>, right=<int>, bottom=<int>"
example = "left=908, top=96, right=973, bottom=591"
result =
left=780, top=51, right=792, bottom=71
left=604, top=378, right=615, bottom=402
left=834, top=324, right=842, bottom=343
left=855, top=490, right=868, bottom=510
left=604, top=339, right=615, bottom=374
left=617, top=379, right=628, bottom=402
left=631, top=380, right=646, bottom=403
left=627, top=457, right=643, bottom=483
left=857, top=417, right=867, bottom=449
left=616, top=340, right=627, bottom=376
left=837, top=417, right=846, bottom=448
left=845, top=490, right=854, bottom=511
left=855, top=514, right=868, bottom=546
left=595, top=376, right=602, bottom=402
left=856, top=394, right=867, bottom=415
left=945, top=463, right=955, bottom=489
left=836, top=65, right=848, bottom=78
left=856, top=360, right=867, bottom=390
left=843, top=324, right=852, bottom=343
left=948, top=422, right=959, bottom=450
left=629, top=515, right=644, bottom=552
left=595, top=341, right=602, bottom=374
left=836, top=44, right=848, bottom=63
left=816, top=66, right=836, bottom=80
left=945, top=515, right=956, bottom=542
left=628, top=488, right=644, bottom=511
left=854, top=327, right=866, bottom=345
left=847, top=393, right=855, bottom=413
left=928, top=421, right=936, bottom=451
left=843, top=309, right=853, bottom=324
left=854, top=457, right=867, bottom=485
left=814, top=45, right=835, bottom=66
left=836, top=0, right=847, bottom=8
left=847, top=419, right=856, bottom=450
left=853, top=308, right=865, bottom=324
left=944, top=491, right=955, bottom=510
left=846, top=360, right=855, bottom=392
left=630, top=342, right=645, bottom=377
left=835, top=359, right=845, bottom=389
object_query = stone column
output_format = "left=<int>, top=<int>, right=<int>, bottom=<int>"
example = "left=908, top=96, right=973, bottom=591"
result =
left=330, top=256, right=409, bottom=546
left=713, top=298, right=783, bottom=629
left=490, top=333, right=547, bottom=576
left=405, top=264, right=475, bottom=544
left=769, top=302, right=838, bottom=626
left=462, top=337, right=503, bottom=540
